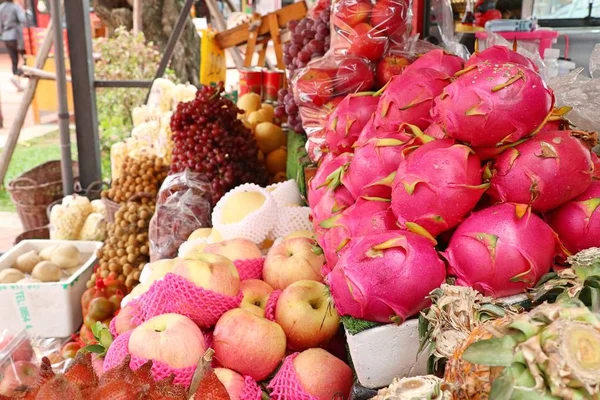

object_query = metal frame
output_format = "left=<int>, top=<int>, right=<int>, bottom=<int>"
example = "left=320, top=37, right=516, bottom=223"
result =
left=65, top=0, right=197, bottom=188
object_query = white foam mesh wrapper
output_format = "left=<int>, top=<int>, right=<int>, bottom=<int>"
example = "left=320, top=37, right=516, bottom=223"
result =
left=271, top=206, right=313, bottom=239
left=212, top=183, right=278, bottom=244
left=267, top=180, right=303, bottom=206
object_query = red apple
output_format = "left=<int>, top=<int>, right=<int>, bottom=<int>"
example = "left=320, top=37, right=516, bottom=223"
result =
left=295, top=68, right=336, bottom=107
left=240, top=279, right=274, bottom=318
left=213, top=308, right=286, bottom=381
left=371, top=1, right=408, bottom=37
left=348, top=23, right=386, bottom=62
left=334, top=57, right=375, bottom=96
left=333, top=0, right=372, bottom=28
left=0, top=361, right=39, bottom=396
left=172, top=254, right=240, bottom=297
left=293, top=349, right=353, bottom=400
left=113, top=303, right=140, bottom=335
left=204, top=239, right=262, bottom=262
left=263, top=238, right=325, bottom=290
left=275, top=280, right=340, bottom=351
left=60, top=342, right=82, bottom=359
left=214, top=368, right=245, bottom=400
left=375, top=54, right=413, bottom=88
left=0, top=336, right=33, bottom=362
left=128, top=313, right=207, bottom=369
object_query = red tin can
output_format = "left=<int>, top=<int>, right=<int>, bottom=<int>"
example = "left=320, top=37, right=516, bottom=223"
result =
left=262, top=69, right=285, bottom=103
left=239, top=67, right=263, bottom=97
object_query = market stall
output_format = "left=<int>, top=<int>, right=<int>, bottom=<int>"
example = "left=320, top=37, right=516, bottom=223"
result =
left=1, top=0, right=600, bottom=397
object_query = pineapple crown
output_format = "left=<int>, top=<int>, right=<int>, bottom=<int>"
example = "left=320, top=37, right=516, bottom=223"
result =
left=531, top=247, right=600, bottom=312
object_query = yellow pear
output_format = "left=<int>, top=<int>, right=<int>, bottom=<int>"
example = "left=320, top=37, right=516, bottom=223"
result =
left=220, top=191, right=266, bottom=224
left=247, top=109, right=271, bottom=127
left=237, top=93, right=261, bottom=114
left=188, top=228, right=212, bottom=241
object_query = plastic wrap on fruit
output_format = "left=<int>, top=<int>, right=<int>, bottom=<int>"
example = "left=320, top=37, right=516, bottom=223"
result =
left=478, top=31, right=545, bottom=75
left=330, top=0, right=412, bottom=55
left=146, top=78, right=176, bottom=113
left=549, top=44, right=600, bottom=133
left=429, top=0, right=469, bottom=60
left=131, top=104, right=161, bottom=128
left=79, top=213, right=107, bottom=242
left=149, top=170, right=213, bottom=261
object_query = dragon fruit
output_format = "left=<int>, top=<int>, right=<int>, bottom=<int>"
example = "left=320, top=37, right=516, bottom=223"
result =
left=488, top=130, right=596, bottom=212
left=465, top=45, right=539, bottom=72
left=405, top=49, right=465, bottom=77
left=430, top=62, right=555, bottom=147
left=545, top=180, right=600, bottom=254
left=594, top=152, right=600, bottom=179
left=326, top=231, right=446, bottom=323
left=344, top=124, right=434, bottom=198
left=311, top=186, right=355, bottom=235
left=445, top=203, right=559, bottom=298
left=374, top=68, right=450, bottom=131
left=391, top=139, right=488, bottom=237
left=318, top=196, right=398, bottom=268
left=324, top=92, right=379, bottom=155
left=308, top=152, right=353, bottom=208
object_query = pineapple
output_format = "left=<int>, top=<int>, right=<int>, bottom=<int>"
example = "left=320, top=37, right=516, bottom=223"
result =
left=444, top=299, right=600, bottom=399
left=419, top=284, right=514, bottom=372
left=372, top=375, right=451, bottom=400
left=531, top=247, right=600, bottom=311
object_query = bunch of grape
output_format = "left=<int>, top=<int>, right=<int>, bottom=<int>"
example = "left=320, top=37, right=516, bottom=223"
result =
left=276, top=9, right=332, bottom=134
left=170, top=83, right=269, bottom=205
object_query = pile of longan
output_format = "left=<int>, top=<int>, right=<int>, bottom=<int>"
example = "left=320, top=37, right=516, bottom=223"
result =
left=103, top=153, right=168, bottom=203
left=88, top=197, right=155, bottom=290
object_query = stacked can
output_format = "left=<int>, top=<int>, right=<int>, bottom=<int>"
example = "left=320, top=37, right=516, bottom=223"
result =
left=239, top=68, right=286, bottom=103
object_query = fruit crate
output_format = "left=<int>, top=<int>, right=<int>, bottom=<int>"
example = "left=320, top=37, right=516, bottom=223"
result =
left=0, top=240, right=102, bottom=338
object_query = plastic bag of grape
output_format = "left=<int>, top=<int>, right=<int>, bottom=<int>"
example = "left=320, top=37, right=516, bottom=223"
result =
left=148, top=170, right=212, bottom=261
left=291, top=0, right=413, bottom=162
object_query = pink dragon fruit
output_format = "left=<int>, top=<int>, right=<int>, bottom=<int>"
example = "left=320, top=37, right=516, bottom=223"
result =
left=308, top=152, right=353, bottom=208
left=404, top=49, right=465, bottom=77
left=430, top=62, right=555, bottom=147
left=488, top=130, right=595, bottom=212
left=423, top=123, right=446, bottom=139
left=326, top=231, right=446, bottom=323
left=391, top=139, right=488, bottom=237
left=324, top=92, right=379, bottom=155
left=594, top=152, right=600, bottom=179
left=465, top=45, right=539, bottom=72
left=545, top=180, right=600, bottom=254
left=311, top=186, right=355, bottom=235
left=344, top=124, right=434, bottom=198
left=317, top=196, right=399, bottom=268
left=445, top=203, right=559, bottom=298
left=373, top=68, right=450, bottom=131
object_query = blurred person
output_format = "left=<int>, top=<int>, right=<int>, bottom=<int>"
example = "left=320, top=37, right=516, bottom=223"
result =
left=0, top=0, right=26, bottom=91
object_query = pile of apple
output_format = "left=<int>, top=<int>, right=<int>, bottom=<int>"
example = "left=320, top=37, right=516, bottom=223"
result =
left=107, top=230, right=353, bottom=399
left=291, top=0, right=414, bottom=161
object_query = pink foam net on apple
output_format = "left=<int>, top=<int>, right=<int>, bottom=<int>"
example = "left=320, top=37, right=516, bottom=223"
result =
left=267, top=353, right=318, bottom=400
left=126, top=273, right=243, bottom=329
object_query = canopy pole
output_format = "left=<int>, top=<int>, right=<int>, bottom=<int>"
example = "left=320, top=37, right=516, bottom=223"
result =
left=50, top=0, right=74, bottom=195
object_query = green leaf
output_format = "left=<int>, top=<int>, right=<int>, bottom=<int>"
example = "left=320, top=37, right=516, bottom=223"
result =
left=84, top=345, right=105, bottom=354
left=462, top=335, right=518, bottom=367
left=488, top=367, right=515, bottom=400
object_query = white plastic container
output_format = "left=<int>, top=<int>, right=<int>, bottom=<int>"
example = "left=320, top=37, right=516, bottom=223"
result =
left=346, top=319, right=428, bottom=389
left=0, top=240, right=102, bottom=338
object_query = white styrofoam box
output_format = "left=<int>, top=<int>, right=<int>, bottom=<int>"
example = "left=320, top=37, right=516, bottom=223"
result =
left=346, top=319, right=429, bottom=389
left=0, top=240, right=102, bottom=338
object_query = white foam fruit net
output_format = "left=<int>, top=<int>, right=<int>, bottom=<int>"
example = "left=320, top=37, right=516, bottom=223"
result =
left=271, top=206, right=313, bottom=239
left=267, top=180, right=303, bottom=207
left=212, top=183, right=278, bottom=244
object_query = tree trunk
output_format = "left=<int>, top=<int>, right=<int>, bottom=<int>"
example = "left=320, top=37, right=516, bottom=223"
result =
left=93, top=0, right=200, bottom=86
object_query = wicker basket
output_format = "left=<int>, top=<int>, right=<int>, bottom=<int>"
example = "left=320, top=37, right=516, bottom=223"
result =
left=14, top=227, right=50, bottom=245
left=8, top=160, right=80, bottom=206
left=15, top=203, right=51, bottom=231
left=102, top=198, right=121, bottom=224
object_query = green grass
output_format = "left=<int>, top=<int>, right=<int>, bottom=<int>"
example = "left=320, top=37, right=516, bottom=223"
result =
left=0, top=132, right=115, bottom=212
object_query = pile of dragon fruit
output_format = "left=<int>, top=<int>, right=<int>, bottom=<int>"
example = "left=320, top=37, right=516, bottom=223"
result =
left=307, top=45, right=600, bottom=324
